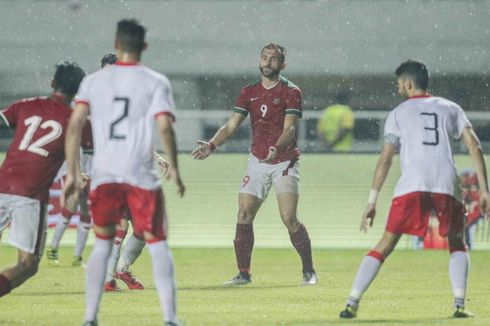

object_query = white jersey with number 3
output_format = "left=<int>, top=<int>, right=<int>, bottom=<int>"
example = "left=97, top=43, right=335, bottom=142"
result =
left=75, top=62, right=175, bottom=191
left=384, top=95, right=471, bottom=198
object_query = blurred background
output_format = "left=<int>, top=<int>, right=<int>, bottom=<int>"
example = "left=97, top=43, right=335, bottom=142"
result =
left=1, top=0, right=490, bottom=152
left=1, top=0, right=490, bottom=249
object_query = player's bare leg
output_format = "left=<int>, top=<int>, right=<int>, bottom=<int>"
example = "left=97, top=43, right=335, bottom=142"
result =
left=0, top=250, right=40, bottom=297
left=83, top=224, right=116, bottom=325
left=277, top=190, right=316, bottom=285
left=340, top=231, right=402, bottom=318
left=143, top=231, right=179, bottom=325
left=224, top=193, right=262, bottom=286
left=447, top=231, right=473, bottom=318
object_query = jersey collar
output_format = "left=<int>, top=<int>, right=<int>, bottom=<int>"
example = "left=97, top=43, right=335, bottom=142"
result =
left=115, top=61, right=140, bottom=66
left=408, top=94, right=432, bottom=100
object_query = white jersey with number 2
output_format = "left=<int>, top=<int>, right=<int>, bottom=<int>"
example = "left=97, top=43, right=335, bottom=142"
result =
left=384, top=95, right=471, bottom=199
left=75, top=62, right=175, bottom=191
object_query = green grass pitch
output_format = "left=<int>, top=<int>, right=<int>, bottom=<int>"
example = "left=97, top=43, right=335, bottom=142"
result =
left=1, top=153, right=490, bottom=325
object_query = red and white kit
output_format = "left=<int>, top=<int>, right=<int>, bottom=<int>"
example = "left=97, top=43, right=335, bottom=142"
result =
left=75, top=62, right=175, bottom=240
left=383, top=95, right=471, bottom=237
left=0, top=95, right=72, bottom=254
left=234, top=77, right=302, bottom=198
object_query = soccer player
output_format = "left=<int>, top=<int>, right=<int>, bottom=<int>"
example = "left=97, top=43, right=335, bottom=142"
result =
left=62, top=19, right=184, bottom=326
left=339, top=60, right=490, bottom=319
left=47, top=54, right=116, bottom=267
left=192, top=43, right=317, bottom=286
left=0, top=61, right=85, bottom=297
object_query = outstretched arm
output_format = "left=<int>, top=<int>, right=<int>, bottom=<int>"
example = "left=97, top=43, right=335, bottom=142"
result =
left=192, top=112, right=246, bottom=160
left=360, top=142, right=396, bottom=232
left=462, top=126, right=490, bottom=215
left=260, top=114, right=299, bottom=163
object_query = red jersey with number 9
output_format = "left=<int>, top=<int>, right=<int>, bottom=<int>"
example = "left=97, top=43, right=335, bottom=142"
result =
left=234, top=76, right=302, bottom=164
left=0, top=95, right=72, bottom=203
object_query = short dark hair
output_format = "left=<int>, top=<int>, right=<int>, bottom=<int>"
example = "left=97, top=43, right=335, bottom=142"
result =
left=116, top=19, right=146, bottom=53
left=395, top=60, right=429, bottom=91
left=101, top=53, right=117, bottom=67
left=52, top=61, right=85, bottom=95
left=261, top=43, right=286, bottom=63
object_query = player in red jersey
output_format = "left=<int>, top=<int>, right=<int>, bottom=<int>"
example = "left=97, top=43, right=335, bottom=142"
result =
left=192, top=43, right=317, bottom=286
left=0, top=61, right=85, bottom=298
left=63, top=19, right=184, bottom=326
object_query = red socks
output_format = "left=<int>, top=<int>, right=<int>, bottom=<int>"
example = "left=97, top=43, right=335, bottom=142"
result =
left=0, top=274, right=12, bottom=297
left=289, top=224, right=314, bottom=273
left=233, top=224, right=254, bottom=274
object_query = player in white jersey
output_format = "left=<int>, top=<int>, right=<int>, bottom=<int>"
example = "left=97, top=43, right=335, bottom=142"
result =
left=62, top=19, right=184, bottom=326
left=339, top=60, right=490, bottom=319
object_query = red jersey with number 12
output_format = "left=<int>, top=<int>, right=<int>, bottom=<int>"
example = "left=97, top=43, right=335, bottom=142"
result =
left=234, top=76, right=302, bottom=164
left=0, top=95, right=72, bottom=203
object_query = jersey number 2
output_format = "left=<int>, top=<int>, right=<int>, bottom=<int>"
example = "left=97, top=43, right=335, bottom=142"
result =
left=110, top=97, right=129, bottom=140
left=421, top=112, right=439, bottom=146
left=19, top=115, right=62, bottom=157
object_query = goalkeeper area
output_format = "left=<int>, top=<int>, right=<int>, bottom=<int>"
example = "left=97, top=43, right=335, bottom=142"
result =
left=1, top=153, right=490, bottom=325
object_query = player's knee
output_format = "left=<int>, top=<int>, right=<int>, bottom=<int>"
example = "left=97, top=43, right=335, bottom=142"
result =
left=280, top=212, right=299, bottom=230
left=448, top=233, right=467, bottom=252
left=19, top=256, right=40, bottom=277
left=79, top=214, right=91, bottom=224
left=237, top=207, right=254, bottom=224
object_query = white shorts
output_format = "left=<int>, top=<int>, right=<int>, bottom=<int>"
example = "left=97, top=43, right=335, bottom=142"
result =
left=0, top=194, right=47, bottom=256
left=239, top=155, right=300, bottom=200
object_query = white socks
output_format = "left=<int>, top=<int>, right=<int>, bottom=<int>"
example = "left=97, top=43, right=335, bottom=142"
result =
left=84, top=238, right=112, bottom=322
left=120, top=234, right=145, bottom=271
left=449, top=251, right=469, bottom=308
left=105, top=232, right=126, bottom=282
left=347, top=252, right=384, bottom=308
left=147, top=241, right=177, bottom=324
left=74, top=222, right=91, bottom=257
left=51, top=217, right=69, bottom=249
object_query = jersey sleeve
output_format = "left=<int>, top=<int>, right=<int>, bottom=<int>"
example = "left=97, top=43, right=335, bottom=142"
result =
left=453, top=105, right=471, bottom=139
left=151, top=79, right=176, bottom=122
left=233, top=87, right=250, bottom=116
left=0, top=101, right=21, bottom=128
left=74, top=77, right=91, bottom=107
left=284, top=87, right=302, bottom=118
left=384, top=109, right=401, bottom=138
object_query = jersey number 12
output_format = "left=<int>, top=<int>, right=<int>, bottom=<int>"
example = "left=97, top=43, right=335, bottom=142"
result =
left=19, top=115, right=62, bottom=157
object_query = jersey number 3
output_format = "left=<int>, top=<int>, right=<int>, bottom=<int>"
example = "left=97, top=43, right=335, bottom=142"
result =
left=19, top=115, right=62, bottom=157
left=421, top=112, right=439, bottom=146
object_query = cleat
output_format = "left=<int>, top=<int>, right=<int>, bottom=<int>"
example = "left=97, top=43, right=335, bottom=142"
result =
left=72, top=255, right=84, bottom=267
left=81, top=321, right=98, bottom=326
left=46, top=248, right=60, bottom=266
left=302, top=271, right=318, bottom=286
left=223, top=272, right=251, bottom=286
left=115, top=270, right=144, bottom=290
left=104, top=279, right=121, bottom=292
left=339, top=305, right=357, bottom=319
left=453, top=307, right=474, bottom=318
left=164, top=322, right=181, bottom=326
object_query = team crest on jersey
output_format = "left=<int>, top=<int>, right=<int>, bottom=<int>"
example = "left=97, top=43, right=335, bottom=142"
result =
left=273, top=98, right=281, bottom=105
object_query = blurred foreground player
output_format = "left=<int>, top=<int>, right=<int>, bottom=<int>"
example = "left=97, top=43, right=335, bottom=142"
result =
left=0, top=62, right=85, bottom=297
left=62, top=19, right=184, bottom=326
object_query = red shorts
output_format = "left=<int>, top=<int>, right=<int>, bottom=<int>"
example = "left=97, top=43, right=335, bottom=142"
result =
left=89, top=183, right=167, bottom=241
left=386, top=192, right=465, bottom=237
